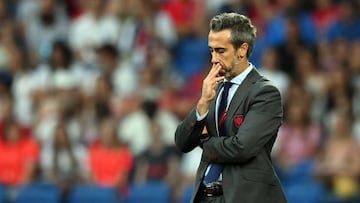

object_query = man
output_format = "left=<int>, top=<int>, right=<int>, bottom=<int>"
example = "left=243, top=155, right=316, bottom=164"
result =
left=175, top=13, right=287, bottom=203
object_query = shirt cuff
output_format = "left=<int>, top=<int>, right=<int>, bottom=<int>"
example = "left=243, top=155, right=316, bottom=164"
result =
left=196, top=109, right=208, bottom=121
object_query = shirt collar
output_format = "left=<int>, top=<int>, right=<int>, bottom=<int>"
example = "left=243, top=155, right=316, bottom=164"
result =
left=224, top=63, right=253, bottom=85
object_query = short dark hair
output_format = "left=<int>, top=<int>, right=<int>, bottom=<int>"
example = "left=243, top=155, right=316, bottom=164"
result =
left=96, top=44, right=119, bottom=57
left=210, top=13, right=256, bottom=58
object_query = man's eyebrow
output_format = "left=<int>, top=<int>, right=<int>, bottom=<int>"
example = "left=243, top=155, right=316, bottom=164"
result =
left=209, top=47, right=226, bottom=51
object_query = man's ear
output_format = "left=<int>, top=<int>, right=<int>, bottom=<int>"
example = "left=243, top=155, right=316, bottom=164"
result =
left=237, top=43, right=248, bottom=58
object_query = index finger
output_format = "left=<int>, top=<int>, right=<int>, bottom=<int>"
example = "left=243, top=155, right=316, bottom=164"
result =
left=208, top=63, right=222, bottom=78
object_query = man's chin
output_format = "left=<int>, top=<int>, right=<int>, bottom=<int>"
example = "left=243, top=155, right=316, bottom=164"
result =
left=224, top=71, right=234, bottom=80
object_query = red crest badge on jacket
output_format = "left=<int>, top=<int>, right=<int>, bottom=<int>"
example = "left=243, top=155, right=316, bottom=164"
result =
left=234, top=115, right=244, bottom=128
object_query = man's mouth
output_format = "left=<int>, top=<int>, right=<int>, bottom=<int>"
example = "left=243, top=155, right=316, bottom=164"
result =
left=218, top=68, right=226, bottom=76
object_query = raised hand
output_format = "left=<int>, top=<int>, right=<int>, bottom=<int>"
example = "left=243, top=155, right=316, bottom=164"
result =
left=197, top=63, right=224, bottom=115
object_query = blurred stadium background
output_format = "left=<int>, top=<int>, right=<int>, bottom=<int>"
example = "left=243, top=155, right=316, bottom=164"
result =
left=0, top=0, right=360, bottom=202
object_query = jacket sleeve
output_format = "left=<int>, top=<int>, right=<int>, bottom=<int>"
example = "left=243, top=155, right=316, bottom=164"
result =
left=202, top=84, right=283, bottom=164
left=174, top=108, right=207, bottom=153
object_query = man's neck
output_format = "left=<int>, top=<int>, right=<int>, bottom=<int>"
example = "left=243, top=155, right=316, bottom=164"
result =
left=228, top=60, right=250, bottom=81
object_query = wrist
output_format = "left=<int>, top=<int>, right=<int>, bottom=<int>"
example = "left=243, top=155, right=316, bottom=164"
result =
left=197, top=99, right=210, bottom=116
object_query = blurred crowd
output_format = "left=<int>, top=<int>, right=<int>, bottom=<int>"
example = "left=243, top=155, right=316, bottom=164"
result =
left=0, top=0, right=360, bottom=202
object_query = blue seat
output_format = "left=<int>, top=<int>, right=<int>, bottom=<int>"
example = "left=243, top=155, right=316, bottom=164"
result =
left=15, top=182, right=60, bottom=203
left=284, top=180, right=324, bottom=203
left=67, top=184, right=120, bottom=203
left=126, top=181, right=171, bottom=203
left=0, top=185, right=5, bottom=203
left=275, top=159, right=315, bottom=186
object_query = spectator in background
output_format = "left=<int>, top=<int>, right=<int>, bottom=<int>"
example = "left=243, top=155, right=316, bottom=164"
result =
left=247, top=0, right=276, bottom=29
left=78, top=74, right=114, bottom=145
left=0, top=2, right=26, bottom=67
left=48, top=41, right=76, bottom=92
left=69, top=0, right=118, bottom=64
left=316, top=109, right=360, bottom=202
left=40, top=122, right=87, bottom=198
left=107, top=0, right=138, bottom=57
left=134, top=120, right=181, bottom=200
left=16, top=0, right=41, bottom=31
left=0, top=0, right=15, bottom=22
left=64, top=0, right=85, bottom=20
left=179, top=146, right=202, bottom=202
left=259, top=47, right=290, bottom=100
left=311, top=0, right=340, bottom=40
left=9, top=47, right=35, bottom=126
left=0, top=95, right=32, bottom=140
left=273, top=88, right=322, bottom=181
left=32, top=41, right=80, bottom=146
left=96, top=44, right=138, bottom=99
left=30, top=40, right=75, bottom=107
left=349, top=41, right=360, bottom=142
left=161, top=0, right=209, bottom=81
left=88, top=118, right=133, bottom=194
left=0, top=71, right=12, bottom=97
left=131, top=0, right=177, bottom=69
left=0, top=120, right=39, bottom=201
left=137, top=0, right=177, bottom=48
left=119, top=98, right=179, bottom=156
left=326, top=0, right=360, bottom=42
left=247, top=0, right=277, bottom=67
left=0, top=23, right=36, bottom=125
left=93, top=75, right=113, bottom=121
left=333, top=39, right=350, bottom=69
left=24, top=0, right=69, bottom=62
left=275, top=16, right=311, bottom=77
left=323, top=64, right=353, bottom=132
left=119, top=53, right=179, bottom=154
left=0, top=21, right=15, bottom=71
left=294, top=47, right=327, bottom=123
left=161, top=0, right=204, bottom=37
left=266, top=0, right=316, bottom=46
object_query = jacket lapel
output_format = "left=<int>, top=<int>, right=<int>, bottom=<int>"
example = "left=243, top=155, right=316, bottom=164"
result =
left=226, top=68, right=261, bottom=121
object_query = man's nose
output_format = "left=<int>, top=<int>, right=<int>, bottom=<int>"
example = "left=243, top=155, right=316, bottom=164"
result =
left=211, top=53, right=219, bottom=64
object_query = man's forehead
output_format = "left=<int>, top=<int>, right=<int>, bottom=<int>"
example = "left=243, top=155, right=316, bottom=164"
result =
left=208, top=29, right=231, bottom=38
left=208, top=30, right=232, bottom=47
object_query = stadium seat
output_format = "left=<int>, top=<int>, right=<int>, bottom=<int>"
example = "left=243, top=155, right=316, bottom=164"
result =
left=126, top=181, right=171, bottom=203
left=284, top=180, right=324, bottom=203
left=15, top=182, right=60, bottom=203
left=67, top=184, right=121, bottom=203
left=0, top=185, right=5, bottom=203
